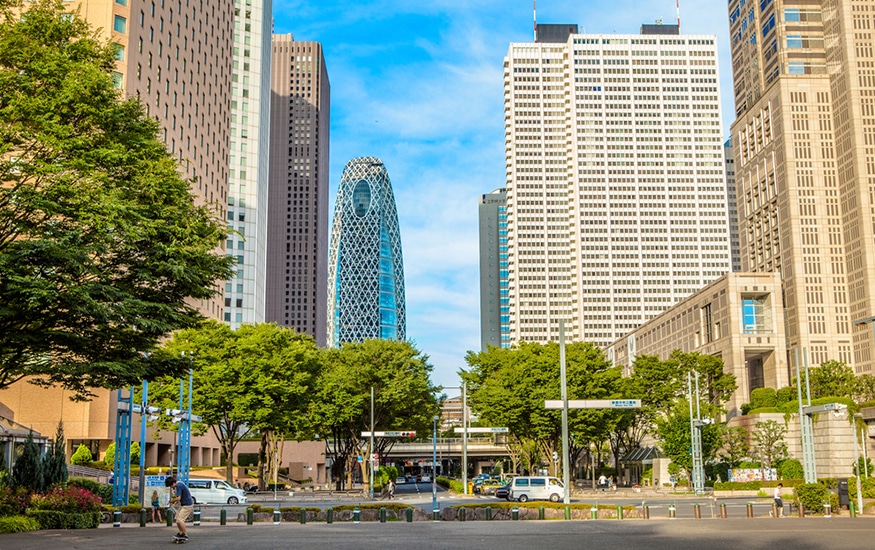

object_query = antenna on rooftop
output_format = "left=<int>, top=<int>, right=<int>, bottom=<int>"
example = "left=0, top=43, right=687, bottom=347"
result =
left=677, top=0, right=681, bottom=30
left=533, top=0, right=538, bottom=42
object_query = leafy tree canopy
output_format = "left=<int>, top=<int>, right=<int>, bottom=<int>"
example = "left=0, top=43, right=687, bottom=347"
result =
left=0, top=0, right=234, bottom=398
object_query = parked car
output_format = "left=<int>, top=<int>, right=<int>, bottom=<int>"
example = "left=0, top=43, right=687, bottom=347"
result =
left=507, top=476, right=563, bottom=503
left=187, top=478, right=247, bottom=505
left=495, top=483, right=511, bottom=500
left=395, top=476, right=406, bottom=485
left=420, top=475, right=431, bottom=483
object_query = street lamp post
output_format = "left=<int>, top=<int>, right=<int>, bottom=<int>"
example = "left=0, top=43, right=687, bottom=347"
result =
left=432, top=415, right=438, bottom=516
left=854, top=413, right=864, bottom=515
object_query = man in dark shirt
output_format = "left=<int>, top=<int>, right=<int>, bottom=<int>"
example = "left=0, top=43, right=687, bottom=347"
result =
left=165, top=476, right=193, bottom=540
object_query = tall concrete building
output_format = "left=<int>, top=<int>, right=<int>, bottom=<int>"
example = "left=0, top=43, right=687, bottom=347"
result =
left=327, top=158, right=406, bottom=347
left=266, top=35, right=330, bottom=346
left=724, top=139, right=741, bottom=272
left=503, top=24, right=732, bottom=347
left=223, top=0, right=272, bottom=328
left=478, top=188, right=509, bottom=350
left=0, top=0, right=234, bottom=464
left=728, top=0, right=875, bottom=373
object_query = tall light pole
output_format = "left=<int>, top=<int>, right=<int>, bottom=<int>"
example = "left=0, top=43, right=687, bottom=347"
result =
left=369, top=387, right=375, bottom=500
left=432, top=415, right=438, bottom=516
left=558, top=320, right=571, bottom=504
left=854, top=413, right=864, bottom=514
left=438, top=385, right=469, bottom=494
left=138, top=380, right=149, bottom=506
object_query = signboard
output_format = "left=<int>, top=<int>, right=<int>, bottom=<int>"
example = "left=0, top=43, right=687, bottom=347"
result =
left=145, top=475, right=167, bottom=487
left=544, top=399, right=641, bottom=409
left=453, top=427, right=509, bottom=434
left=728, top=468, right=777, bottom=482
left=361, top=431, right=416, bottom=437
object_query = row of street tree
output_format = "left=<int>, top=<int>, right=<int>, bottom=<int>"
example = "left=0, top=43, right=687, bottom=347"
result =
left=145, top=321, right=440, bottom=493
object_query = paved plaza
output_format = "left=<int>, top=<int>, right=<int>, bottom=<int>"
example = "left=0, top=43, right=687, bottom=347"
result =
left=2, top=517, right=874, bottom=550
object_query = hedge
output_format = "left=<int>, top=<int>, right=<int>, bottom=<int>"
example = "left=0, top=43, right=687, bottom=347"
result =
left=713, top=479, right=804, bottom=491
left=436, top=477, right=465, bottom=494
left=26, top=510, right=100, bottom=529
left=447, top=502, right=634, bottom=511
left=0, top=515, right=40, bottom=533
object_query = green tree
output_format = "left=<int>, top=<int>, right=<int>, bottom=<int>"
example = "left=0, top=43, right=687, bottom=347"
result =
left=854, top=374, right=875, bottom=403
left=803, top=360, right=857, bottom=400
left=655, top=400, right=723, bottom=478
left=103, top=443, right=116, bottom=468
left=41, top=421, right=68, bottom=487
left=12, top=431, right=43, bottom=492
left=153, top=322, right=321, bottom=486
left=70, top=444, right=92, bottom=466
left=750, top=420, right=789, bottom=472
left=0, top=0, right=235, bottom=398
left=719, top=425, right=750, bottom=468
left=464, top=341, right=621, bottom=479
left=310, top=339, right=439, bottom=494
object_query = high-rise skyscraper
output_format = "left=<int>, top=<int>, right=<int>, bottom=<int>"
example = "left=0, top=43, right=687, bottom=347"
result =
left=503, top=24, right=732, bottom=347
left=327, top=158, right=406, bottom=347
left=728, top=0, right=874, bottom=372
left=224, top=0, right=272, bottom=328
left=724, top=139, right=741, bottom=272
left=266, top=35, right=330, bottom=346
left=478, top=188, right=509, bottom=350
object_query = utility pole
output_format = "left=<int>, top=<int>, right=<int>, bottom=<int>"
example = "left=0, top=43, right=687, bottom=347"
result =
left=559, top=320, right=571, bottom=504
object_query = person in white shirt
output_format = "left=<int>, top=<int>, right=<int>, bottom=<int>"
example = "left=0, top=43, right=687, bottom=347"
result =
left=773, top=483, right=784, bottom=517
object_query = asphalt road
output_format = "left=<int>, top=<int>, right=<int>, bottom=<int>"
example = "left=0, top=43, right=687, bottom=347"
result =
left=4, top=517, right=874, bottom=550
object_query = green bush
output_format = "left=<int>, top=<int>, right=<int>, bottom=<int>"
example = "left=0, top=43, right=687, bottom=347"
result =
left=67, top=478, right=113, bottom=504
left=238, top=453, right=258, bottom=467
left=0, top=487, right=30, bottom=517
left=70, top=445, right=93, bottom=466
left=747, top=407, right=780, bottom=414
left=0, top=515, right=40, bottom=533
left=778, top=396, right=856, bottom=415
left=750, top=388, right=777, bottom=408
left=777, top=459, right=804, bottom=480
left=848, top=477, right=875, bottom=499
left=436, top=477, right=465, bottom=493
left=26, top=510, right=100, bottom=529
left=794, top=483, right=830, bottom=514
left=776, top=387, right=796, bottom=407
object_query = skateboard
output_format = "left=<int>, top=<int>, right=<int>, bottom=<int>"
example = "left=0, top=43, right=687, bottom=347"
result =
left=172, top=535, right=187, bottom=544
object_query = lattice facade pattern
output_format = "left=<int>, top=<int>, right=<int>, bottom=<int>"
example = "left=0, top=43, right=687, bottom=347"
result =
left=327, top=157, right=406, bottom=347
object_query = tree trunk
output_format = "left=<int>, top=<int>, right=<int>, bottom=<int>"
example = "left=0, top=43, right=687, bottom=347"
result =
left=257, top=430, right=268, bottom=491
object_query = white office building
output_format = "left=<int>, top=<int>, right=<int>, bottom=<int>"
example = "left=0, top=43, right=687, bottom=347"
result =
left=504, top=23, right=732, bottom=347
left=224, top=0, right=273, bottom=328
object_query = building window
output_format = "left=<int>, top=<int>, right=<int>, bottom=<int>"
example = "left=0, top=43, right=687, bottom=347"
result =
left=701, top=303, right=713, bottom=343
left=742, top=295, right=770, bottom=334
left=115, top=0, right=128, bottom=5
left=113, top=15, right=127, bottom=34
left=114, top=44, right=125, bottom=61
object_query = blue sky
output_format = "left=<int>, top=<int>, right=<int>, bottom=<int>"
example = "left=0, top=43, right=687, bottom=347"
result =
left=273, top=1, right=735, bottom=394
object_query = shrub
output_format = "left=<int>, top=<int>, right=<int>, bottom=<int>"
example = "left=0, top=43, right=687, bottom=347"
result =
left=26, top=510, right=100, bottom=529
left=0, top=515, right=40, bottom=533
left=776, top=386, right=796, bottom=406
left=0, top=487, right=30, bottom=517
left=750, top=388, right=777, bottom=409
left=103, top=443, right=115, bottom=467
left=436, top=477, right=465, bottom=493
left=12, top=431, right=44, bottom=493
left=794, top=483, right=830, bottom=513
left=67, top=478, right=113, bottom=504
left=30, top=486, right=103, bottom=513
left=777, top=459, right=804, bottom=480
left=70, top=445, right=93, bottom=466
left=848, top=477, right=875, bottom=499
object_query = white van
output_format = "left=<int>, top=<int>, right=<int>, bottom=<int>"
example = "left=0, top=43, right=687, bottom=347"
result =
left=187, top=479, right=247, bottom=505
left=507, top=476, right=563, bottom=502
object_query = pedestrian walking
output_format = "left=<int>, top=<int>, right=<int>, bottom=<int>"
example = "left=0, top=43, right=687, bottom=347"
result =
left=773, top=483, right=784, bottom=517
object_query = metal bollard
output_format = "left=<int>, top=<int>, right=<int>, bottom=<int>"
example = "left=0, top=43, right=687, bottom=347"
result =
left=459, top=507, right=466, bottom=522
left=643, top=505, right=650, bottom=520
left=538, top=506, right=545, bottom=520
left=327, top=507, right=334, bottom=524
left=433, top=508, right=440, bottom=522
left=406, top=507, right=413, bottom=522
left=771, top=503, right=778, bottom=518
left=669, top=505, right=676, bottom=519
left=720, top=503, right=727, bottom=519
left=166, top=506, right=175, bottom=527
left=746, top=502, right=753, bottom=518
left=246, top=507, right=253, bottom=525
left=300, top=508, right=307, bottom=524
left=113, top=509, right=121, bottom=527
left=798, top=503, right=805, bottom=518
left=512, top=507, right=519, bottom=521
left=193, top=507, right=201, bottom=526
left=694, top=503, right=701, bottom=520
left=220, top=508, right=227, bottom=525
left=274, top=509, right=281, bottom=525
left=824, top=503, right=832, bottom=518
left=850, top=501, right=857, bottom=518
left=591, top=505, right=598, bottom=520
left=564, top=505, right=571, bottom=520
left=139, top=508, right=147, bottom=527
left=353, top=507, right=360, bottom=524
left=380, top=507, right=387, bottom=523
left=485, top=506, right=492, bottom=521
left=617, top=505, right=623, bottom=520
